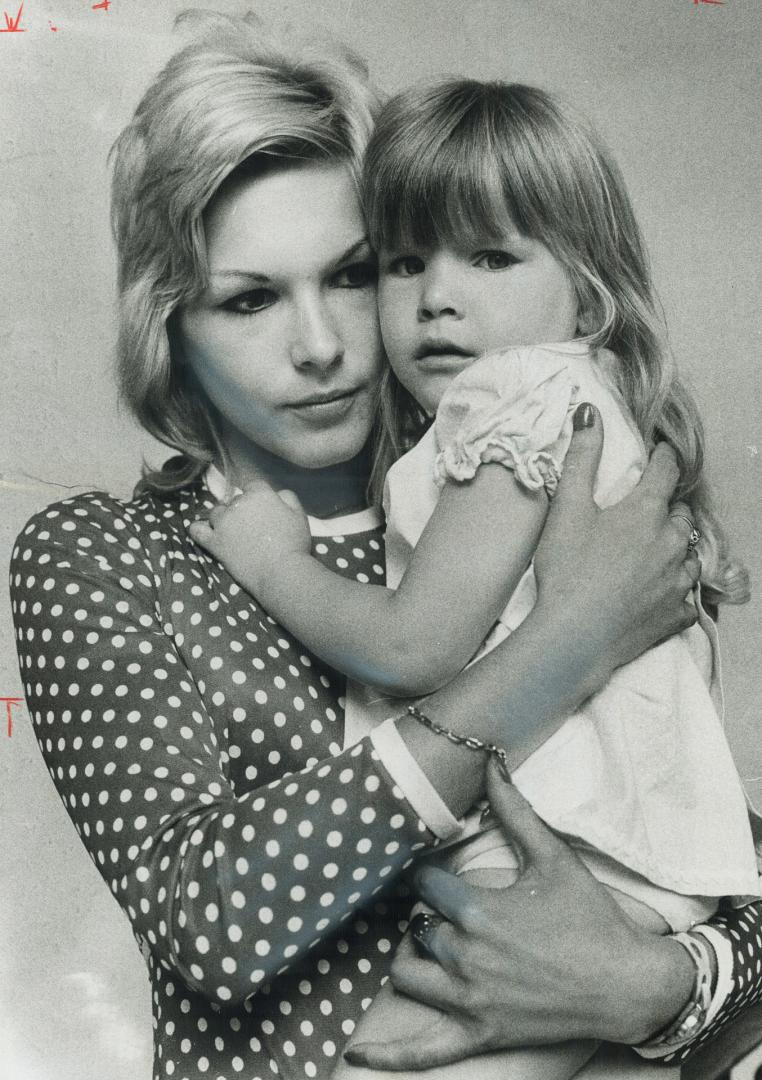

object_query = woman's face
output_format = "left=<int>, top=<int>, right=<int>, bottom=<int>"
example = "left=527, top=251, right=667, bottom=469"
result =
left=177, top=163, right=383, bottom=473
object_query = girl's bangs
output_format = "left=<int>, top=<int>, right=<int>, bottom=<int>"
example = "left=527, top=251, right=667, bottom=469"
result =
left=369, top=121, right=521, bottom=251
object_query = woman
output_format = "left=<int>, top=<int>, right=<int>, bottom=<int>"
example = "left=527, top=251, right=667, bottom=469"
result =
left=9, top=13, right=760, bottom=1080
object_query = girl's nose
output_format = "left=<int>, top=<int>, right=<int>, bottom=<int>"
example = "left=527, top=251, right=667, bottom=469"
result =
left=417, top=264, right=463, bottom=321
left=290, top=297, right=344, bottom=371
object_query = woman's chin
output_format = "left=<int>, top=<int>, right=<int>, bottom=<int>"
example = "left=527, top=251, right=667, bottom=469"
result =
left=238, top=431, right=370, bottom=476
left=293, top=436, right=370, bottom=472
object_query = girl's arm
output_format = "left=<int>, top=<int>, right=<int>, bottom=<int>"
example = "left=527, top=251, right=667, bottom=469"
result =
left=7, top=487, right=593, bottom=1007
left=12, top=411, right=699, bottom=1012
left=191, top=465, right=548, bottom=697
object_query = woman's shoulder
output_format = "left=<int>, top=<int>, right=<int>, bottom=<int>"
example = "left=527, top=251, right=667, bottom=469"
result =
left=11, top=469, right=212, bottom=568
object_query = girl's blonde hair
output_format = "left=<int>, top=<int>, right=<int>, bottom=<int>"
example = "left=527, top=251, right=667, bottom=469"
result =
left=363, top=79, right=734, bottom=588
left=111, top=11, right=379, bottom=494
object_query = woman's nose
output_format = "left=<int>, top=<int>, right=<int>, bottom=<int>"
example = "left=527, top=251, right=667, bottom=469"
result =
left=417, top=266, right=462, bottom=322
left=290, top=298, right=344, bottom=371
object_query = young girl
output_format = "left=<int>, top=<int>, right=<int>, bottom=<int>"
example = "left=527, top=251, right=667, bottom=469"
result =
left=191, top=80, right=756, bottom=1078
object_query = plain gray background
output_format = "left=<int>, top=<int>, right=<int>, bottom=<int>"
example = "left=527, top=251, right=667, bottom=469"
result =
left=2, top=2, right=760, bottom=1077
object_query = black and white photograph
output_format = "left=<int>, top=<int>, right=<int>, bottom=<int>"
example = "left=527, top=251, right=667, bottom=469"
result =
left=2, top=2, right=761, bottom=1078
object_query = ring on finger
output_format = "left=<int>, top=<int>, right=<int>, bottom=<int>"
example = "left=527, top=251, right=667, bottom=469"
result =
left=686, top=526, right=702, bottom=554
left=670, top=513, right=702, bottom=554
left=410, top=912, right=445, bottom=956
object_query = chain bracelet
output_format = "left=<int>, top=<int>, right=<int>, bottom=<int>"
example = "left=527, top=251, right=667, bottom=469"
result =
left=406, top=704, right=511, bottom=779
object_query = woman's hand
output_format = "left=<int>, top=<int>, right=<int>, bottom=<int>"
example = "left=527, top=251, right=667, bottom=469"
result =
left=533, top=403, right=700, bottom=694
left=189, top=482, right=311, bottom=594
left=343, top=761, right=695, bottom=1071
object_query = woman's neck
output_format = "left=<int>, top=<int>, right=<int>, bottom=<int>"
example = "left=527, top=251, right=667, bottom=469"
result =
left=223, top=439, right=373, bottom=519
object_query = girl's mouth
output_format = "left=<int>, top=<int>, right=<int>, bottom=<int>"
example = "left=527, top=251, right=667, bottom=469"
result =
left=415, top=339, right=474, bottom=362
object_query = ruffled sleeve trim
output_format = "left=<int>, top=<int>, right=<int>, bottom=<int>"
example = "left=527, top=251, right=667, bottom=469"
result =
left=433, top=344, right=582, bottom=495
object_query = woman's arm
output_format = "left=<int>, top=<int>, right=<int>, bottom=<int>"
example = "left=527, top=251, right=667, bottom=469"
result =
left=11, top=409, right=697, bottom=1008
left=192, top=465, right=548, bottom=697
left=666, top=901, right=762, bottom=1065
left=11, top=494, right=465, bottom=1005
left=3, top=477, right=575, bottom=1003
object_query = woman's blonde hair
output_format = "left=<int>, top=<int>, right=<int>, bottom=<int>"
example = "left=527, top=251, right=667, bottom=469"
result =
left=363, top=79, right=734, bottom=588
left=111, top=11, right=379, bottom=493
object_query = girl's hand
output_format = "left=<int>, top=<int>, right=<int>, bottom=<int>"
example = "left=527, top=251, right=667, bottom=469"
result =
left=532, top=403, right=700, bottom=692
left=343, top=761, right=695, bottom=1071
left=189, top=482, right=311, bottom=595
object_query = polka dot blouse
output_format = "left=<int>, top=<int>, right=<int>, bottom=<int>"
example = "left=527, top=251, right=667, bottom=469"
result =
left=9, top=473, right=762, bottom=1077
left=10, top=476, right=435, bottom=1080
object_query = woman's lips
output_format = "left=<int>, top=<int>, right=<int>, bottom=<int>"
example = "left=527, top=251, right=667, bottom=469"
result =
left=285, top=386, right=364, bottom=422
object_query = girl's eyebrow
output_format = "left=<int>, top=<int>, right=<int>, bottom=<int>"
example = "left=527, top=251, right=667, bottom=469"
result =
left=210, top=237, right=372, bottom=284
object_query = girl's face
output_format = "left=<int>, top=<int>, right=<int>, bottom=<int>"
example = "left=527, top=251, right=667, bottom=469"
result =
left=177, top=163, right=383, bottom=473
left=378, top=230, right=579, bottom=414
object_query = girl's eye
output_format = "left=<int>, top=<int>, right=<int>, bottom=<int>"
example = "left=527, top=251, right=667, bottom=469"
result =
left=475, top=251, right=518, bottom=271
left=388, top=255, right=425, bottom=277
left=222, top=288, right=277, bottom=316
left=333, top=261, right=378, bottom=289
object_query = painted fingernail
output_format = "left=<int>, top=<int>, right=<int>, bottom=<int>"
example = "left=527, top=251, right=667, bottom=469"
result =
left=573, top=403, right=595, bottom=430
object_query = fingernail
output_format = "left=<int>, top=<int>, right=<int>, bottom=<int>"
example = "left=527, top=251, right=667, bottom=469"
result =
left=573, top=403, right=595, bottom=430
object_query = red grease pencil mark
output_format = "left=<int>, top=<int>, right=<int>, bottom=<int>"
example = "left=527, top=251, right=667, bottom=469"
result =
left=693, top=0, right=724, bottom=5
left=92, top=0, right=110, bottom=10
left=0, top=3, right=26, bottom=31
left=49, top=19, right=58, bottom=30
left=0, top=698, right=23, bottom=737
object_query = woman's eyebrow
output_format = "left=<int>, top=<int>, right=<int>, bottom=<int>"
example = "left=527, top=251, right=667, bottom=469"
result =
left=208, top=238, right=371, bottom=284
left=209, top=269, right=271, bottom=283
left=329, top=236, right=372, bottom=266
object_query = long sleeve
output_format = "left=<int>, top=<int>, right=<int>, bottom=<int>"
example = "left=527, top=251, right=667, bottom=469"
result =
left=10, top=490, right=436, bottom=1010
left=652, top=901, right=762, bottom=1065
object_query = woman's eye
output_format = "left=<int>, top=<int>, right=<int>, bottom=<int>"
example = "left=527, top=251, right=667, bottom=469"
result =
left=475, top=251, right=518, bottom=271
left=333, top=261, right=378, bottom=289
left=388, top=255, right=425, bottom=277
left=222, top=289, right=277, bottom=315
